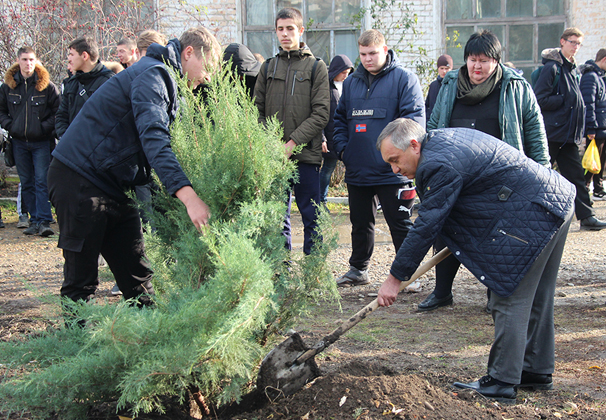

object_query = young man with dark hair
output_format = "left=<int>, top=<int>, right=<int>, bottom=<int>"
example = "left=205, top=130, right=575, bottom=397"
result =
left=0, top=46, right=61, bottom=236
left=534, top=27, right=606, bottom=230
left=48, top=27, right=219, bottom=305
left=55, top=36, right=114, bottom=139
left=254, top=7, right=330, bottom=255
left=332, top=29, right=425, bottom=286
left=117, top=37, right=139, bottom=68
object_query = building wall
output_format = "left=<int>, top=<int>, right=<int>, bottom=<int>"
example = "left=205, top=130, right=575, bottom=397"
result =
left=569, top=0, right=606, bottom=64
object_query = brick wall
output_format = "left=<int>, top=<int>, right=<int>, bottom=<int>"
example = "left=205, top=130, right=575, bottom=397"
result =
left=569, top=0, right=606, bottom=64
left=156, top=0, right=239, bottom=46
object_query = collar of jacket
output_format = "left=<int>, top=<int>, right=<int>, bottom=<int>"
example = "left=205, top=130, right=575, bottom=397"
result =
left=277, top=43, right=313, bottom=60
left=541, top=47, right=576, bottom=70
left=145, top=39, right=183, bottom=75
left=579, top=59, right=605, bottom=77
left=74, top=60, right=111, bottom=82
left=4, top=62, right=50, bottom=91
left=353, top=49, right=399, bottom=82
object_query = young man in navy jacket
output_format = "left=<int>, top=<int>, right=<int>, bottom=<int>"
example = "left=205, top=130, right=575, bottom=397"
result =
left=332, top=29, right=425, bottom=286
left=48, top=27, right=218, bottom=306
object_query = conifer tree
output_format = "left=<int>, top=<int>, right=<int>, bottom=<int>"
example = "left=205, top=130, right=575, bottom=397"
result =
left=0, top=68, right=339, bottom=419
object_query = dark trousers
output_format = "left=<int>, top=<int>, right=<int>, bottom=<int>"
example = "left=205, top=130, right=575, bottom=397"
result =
left=319, top=157, right=338, bottom=203
left=284, top=162, right=321, bottom=255
left=48, top=160, right=154, bottom=302
left=432, top=236, right=461, bottom=298
left=549, top=141, right=594, bottom=220
left=488, top=207, right=573, bottom=384
left=347, top=182, right=414, bottom=271
left=584, top=137, right=606, bottom=194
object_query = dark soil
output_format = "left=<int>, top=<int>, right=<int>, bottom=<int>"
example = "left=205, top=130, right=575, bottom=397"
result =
left=1, top=200, right=606, bottom=420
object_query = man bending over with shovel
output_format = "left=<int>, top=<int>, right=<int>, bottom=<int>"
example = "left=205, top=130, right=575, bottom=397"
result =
left=376, top=118, right=575, bottom=404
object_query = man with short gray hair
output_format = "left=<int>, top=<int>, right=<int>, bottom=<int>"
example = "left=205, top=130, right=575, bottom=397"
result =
left=376, top=118, right=574, bottom=404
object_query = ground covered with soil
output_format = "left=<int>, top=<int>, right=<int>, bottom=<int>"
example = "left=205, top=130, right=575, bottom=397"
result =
left=1, top=199, right=606, bottom=419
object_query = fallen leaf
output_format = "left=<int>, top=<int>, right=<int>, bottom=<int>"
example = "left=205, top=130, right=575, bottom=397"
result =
left=118, top=417, right=132, bottom=420
left=423, top=401, right=435, bottom=411
left=339, top=396, right=347, bottom=407
left=553, top=412, right=562, bottom=418
left=301, top=413, right=310, bottom=420
left=589, top=366, right=602, bottom=370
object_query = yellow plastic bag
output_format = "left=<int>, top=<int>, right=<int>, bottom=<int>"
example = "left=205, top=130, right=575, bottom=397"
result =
left=582, top=139, right=601, bottom=174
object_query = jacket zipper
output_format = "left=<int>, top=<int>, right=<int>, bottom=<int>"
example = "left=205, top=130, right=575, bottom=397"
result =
left=281, top=52, right=292, bottom=121
left=291, top=70, right=297, bottom=95
left=24, top=78, right=29, bottom=141
left=497, top=229, right=529, bottom=244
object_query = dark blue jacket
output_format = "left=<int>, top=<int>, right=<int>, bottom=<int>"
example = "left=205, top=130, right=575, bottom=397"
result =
left=323, top=54, right=353, bottom=160
left=579, top=60, right=606, bottom=139
left=52, top=39, right=191, bottom=202
left=333, top=50, right=425, bottom=186
left=534, top=48, right=585, bottom=144
left=390, top=129, right=575, bottom=297
left=424, top=75, right=442, bottom=122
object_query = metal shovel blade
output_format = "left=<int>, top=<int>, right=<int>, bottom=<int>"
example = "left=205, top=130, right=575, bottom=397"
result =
left=257, top=332, right=321, bottom=399
left=257, top=247, right=451, bottom=399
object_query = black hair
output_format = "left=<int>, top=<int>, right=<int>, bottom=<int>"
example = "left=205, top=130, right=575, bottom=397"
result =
left=463, top=30, right=501, bottom=62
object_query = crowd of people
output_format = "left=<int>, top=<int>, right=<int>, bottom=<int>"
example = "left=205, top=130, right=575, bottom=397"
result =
left=0, top=7, right=605, bottom=405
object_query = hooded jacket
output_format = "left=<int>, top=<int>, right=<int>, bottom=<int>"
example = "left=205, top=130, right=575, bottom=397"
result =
left=323, top=54, right=353, bottom=160
left=579, top=59, right=606, bottom=139
left=0, top=62, right=60, bottom=142
left=389, top=128, right=575, bottom=297
left=52, top=39, right=191, bottom=202
left=332, top=50, right=425, bottom=186
left=223, top=43, right=262, bottom=99
left=254, top=43, right=330, bottom=166
left=55, top=60, right=114, bottom=138
left=534, top=48, right=585, bottom=144
left=428, top=64, right=549, bottom=166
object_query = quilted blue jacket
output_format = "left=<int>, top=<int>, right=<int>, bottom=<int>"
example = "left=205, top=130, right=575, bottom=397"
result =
left=52, top=39, right=190, bottom=202
left=390, top=128, right=575, bottom=297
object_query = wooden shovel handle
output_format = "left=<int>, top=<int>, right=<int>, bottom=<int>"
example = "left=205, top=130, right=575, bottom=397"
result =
left=295, top=247, right=451, bottom=364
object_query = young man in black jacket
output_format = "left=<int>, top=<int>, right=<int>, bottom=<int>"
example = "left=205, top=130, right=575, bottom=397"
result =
left=55, top=36, right=114, bottom=139
left=48, top=27, right=218, bottom=306
left=534, top=27, right=606, bottom=230
left=0, top=47, right=61, bottom=236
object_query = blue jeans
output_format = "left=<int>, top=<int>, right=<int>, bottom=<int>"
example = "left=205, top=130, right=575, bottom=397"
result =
left=12, top=139, right=53, bottom=223
left=319, top=157, right=338, bottom=203
left=284, top=162, right=321, bottom=255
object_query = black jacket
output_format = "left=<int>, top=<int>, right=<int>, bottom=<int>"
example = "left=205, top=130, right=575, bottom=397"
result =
left=424, top=75, right=443, bottom=122
left=390, top=128, right=575, bottom=297
left=579, top=60, right=606, bottom=139
left=52, top=39, right=191, bottom=202
left=534, top=48, right=585, bottom=144
left=223, top=43, right=261, bottom=99
left=0, top=63, right=60, bottom=142
left=322, top=54, right=353, bottom=160
left=55, top=61, right=114, bottom=138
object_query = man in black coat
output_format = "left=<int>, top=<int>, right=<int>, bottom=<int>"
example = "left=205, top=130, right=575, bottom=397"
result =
left=580, top=48, right=606, bottom=199
left=534, top=27, right=606, bottom=230
left=55, top=36, right=114, bottom=139
left=48, top=27, right=219, bottom=306
left=376, top=118, right=575, bottom=404
left=0, top=46, right=60, bottom=236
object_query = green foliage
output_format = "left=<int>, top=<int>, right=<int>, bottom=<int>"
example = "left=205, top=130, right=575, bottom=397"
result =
left=0, top=68, right=339, bottom=418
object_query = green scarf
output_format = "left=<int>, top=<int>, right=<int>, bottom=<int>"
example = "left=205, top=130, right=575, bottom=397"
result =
left=456, top=64, right=503, bottom=105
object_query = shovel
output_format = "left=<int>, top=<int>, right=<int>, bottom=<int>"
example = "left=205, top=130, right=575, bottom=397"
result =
left=257, top=247, right=452, bottom=399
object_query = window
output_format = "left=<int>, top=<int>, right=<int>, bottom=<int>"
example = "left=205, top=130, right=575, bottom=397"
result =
left=445, top=0, right=566, bottom=81
left=243, top=0, right=361, bottom=64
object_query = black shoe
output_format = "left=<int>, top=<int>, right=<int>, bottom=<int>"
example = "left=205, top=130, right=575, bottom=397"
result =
left=23, top=223, right=39, bottom=235
left=453, top=375, right=516, bottom=404
left=580, top=216, right=606, bottom=231
left=417, top=293, right=453, bottom=311
left=0, top=220, right=4, bottom=228
left=38, top=221, right=55, bottom=237
left=515, top=371, right=553, bottom=390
